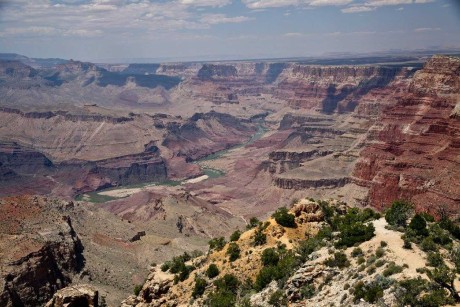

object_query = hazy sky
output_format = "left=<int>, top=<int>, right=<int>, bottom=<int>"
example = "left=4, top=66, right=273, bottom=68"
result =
left=0, top=0, right=459, bottom=61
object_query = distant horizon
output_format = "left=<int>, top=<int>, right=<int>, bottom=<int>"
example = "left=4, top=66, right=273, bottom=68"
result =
left=2, top=46, right=460, bottom=65
left=1, top=0, right=459, bottom=62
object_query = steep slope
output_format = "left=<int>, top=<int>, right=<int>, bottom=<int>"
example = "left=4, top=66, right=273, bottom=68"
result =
left=122, top=198, right=460, bottom=307
left=354, top=55, right=460, bottom=212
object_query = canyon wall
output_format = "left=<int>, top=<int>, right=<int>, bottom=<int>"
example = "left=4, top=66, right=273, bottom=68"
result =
left=354, top=55, right=460, bottom=212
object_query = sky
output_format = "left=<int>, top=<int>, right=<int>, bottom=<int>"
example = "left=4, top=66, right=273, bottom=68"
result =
left=0, top=0, right=459, bottom=62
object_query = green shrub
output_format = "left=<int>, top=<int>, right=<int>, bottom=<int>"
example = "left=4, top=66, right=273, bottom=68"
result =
left=357, top=256, right=365, bottom=265
left=206, top=263, right=220, bottom=278
left=429, top=224, right=452, bottom=246
left=226, top=243, right=241, bottom=262
left=177, top=265, right=194, bottom=282
left=214, top=274, right=240, bottom=294
left=133, top=284, right=142, bottom=296
left=246, top=217, right=260, bottom=229
left=324, top=252, right=350, bottom=269
left=207, top=289, right=236, bottom=307
left=296, top=237, right=321, bottom=262
left=336, top=222, right=375, bottom=248
left=209, top=237, right=227, bottom=251
left=375, top=259, right=386, bottom=268
left=268, top=290, right=288, bottom=307
left=261, top=248, right=280, bottom=266
left=403, top=239, right=412, bottom=249
left=300, top=283, right=315, bottom=299
left=420, top=212, right=435, bottom=222
left=353, top=277, right=391, bottom=304
left=380, top=241, right=388, bottom=247
left=409, top=214, right=429, bottom=237
left=375, top=247, right=385, bottom=258
left=382, top=262, right=404, bottom=277
left=192, top=277, right=207, bottom=298
left=426, top=252, right=444, bottom=267
left=351, top=247, right=363, bottom=257
left=420, top=236, right=438, bottom=252
left=385, top=200, right=413, bottom=228
left=161, top=262, right=170, bottom=272
left=253, top=228, right=267, bottom=246
left=272, top=207, right=296, bottom=228
left=254, top=266, right=279, bottom=291
left=229, top=230, right=241, bottom=242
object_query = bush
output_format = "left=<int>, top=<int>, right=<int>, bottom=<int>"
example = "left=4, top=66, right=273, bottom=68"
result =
left=229, top=230, right=241, bottom=242
left=253, top=228, right=267, bottom=246
left=268, top=290, right=288, bottom=307
left=207, top=289, right=236, bottom=307
left=375, top=259, right=386, bottom=268
left=380, top=241, right=388, bottom=247
left=246, top=217, right=260, bottom=229
left=420, top=212, right=435, bottom=222
left=385, top=200, right=413, bottom=228
left=206, top=263, right=220, bottom=278
left=357, top=256, right=365, bottom=265
left=336, top=222, right=375, bottom=248
left=375, top=247, right=385, bottom=258
left=254, top=266, right=279, bottom=291
left=324, top=252, right=350, bottom=269
left=272, top=207, right=296, bottom=228
left=226, top=243, right=241, bottom=262
left=209, top=237, right=226, bottom=251
left=420, top=236, right=438, bottom=252
left=192, top=277, right=207, bottom=298
left=351, top=247, right=363, bottom=258
left=409, top=214, right=429, bottom=237
left=296, top=237, right=321, bottom=262
left=403, top=239, right=412, bottom=249
left=261, top=248, right=280, bottom=266
left=426, top=252, right=444, bottom=267
left=353, top=277, right=391, bottom=304
left=383, top=262, right=404, bottom=277
left=133, top=284, right=142, bottom=296
left=300, top=283, right=315, bottom=299
left=214, top=274, right=240, bottom=294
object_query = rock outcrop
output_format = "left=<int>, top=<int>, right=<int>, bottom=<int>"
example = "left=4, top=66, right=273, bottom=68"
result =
left=0, top=196, right=84, bottom=307
left=46, top=285, right=98, bottom=307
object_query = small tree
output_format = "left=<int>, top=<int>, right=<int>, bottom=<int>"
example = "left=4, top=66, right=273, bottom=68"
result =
left=253, top=228, right=267, bottom=246
left=246, top=217, right=260, bottom=229
left=230, top=230, right=241, bottom=242
left=409, top=214, right=429, bottom=237
left=192, top=277, right=207, bottom=298
left=272, top=207, right=296, bottom=228
left=261, top=248, right=280, bottom=266
left=226, top=243, right=241, bottom=262
left=206, top=263, right=220, bottom=278
left=385, top=200, right=413, bottom=227
left=209, top=237, right=226, bottom=251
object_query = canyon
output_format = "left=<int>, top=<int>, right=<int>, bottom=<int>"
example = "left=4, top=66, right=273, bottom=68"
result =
left=0, top=53, right=459, bottom=305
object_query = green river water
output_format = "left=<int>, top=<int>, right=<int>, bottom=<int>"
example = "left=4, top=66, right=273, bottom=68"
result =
left=76, top=124, right=268, bottom=203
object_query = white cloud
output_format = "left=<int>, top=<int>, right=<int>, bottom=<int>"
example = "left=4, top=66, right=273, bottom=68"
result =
left=310, top=0, right=353, bottom=5
left=365, top=0, right=412, bottom=6
left=178, top=0, right=232, bottom=7
left=200, top=14, right=253, bottom=24
left=414, top=27, right=441, bottom=32
left=341, top=5, right=375, bottom=12
left=284, top=32, right=304, bottom=36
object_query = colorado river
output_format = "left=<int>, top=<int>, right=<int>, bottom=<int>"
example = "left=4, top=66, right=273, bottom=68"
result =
left=76, top=123, right=267, bottom=203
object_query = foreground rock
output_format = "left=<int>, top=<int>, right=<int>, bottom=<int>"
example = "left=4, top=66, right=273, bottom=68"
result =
left=0, top=196, right=84, bottom=306
left=46, top=285, right=98, bottom=307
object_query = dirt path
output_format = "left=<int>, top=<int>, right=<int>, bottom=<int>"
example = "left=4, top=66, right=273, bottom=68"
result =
left=361, top=218, right=427, bottom=276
